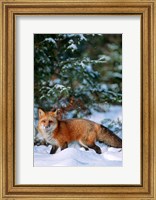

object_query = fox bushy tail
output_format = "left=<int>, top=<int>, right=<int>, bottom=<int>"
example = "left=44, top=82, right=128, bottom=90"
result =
left=97, top=125, right=122, bottom=148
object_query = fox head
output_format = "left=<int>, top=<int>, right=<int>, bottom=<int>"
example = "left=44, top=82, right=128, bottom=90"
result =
left=38, top=108, right=58, bottom=134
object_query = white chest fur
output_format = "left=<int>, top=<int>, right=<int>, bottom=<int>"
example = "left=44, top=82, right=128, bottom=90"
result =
left=40, top=125, right=58, bottom=145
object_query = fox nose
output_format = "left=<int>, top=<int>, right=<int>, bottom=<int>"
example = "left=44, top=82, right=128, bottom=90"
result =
left=45, top=124, right=50, bottom=128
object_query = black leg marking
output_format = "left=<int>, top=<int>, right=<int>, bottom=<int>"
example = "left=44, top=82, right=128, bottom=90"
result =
left=50, top=145, right=58, bottom=154
left=61, top=142, right=68, bottom=151
left=89, top=144, right=102, bottom=154
left=79, top=143, right=89, bottom=151
left=83, top=147, right=89, bottom=151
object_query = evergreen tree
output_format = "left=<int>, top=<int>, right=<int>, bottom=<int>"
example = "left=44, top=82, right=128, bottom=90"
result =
left=34, top=34, right=122, bottom=118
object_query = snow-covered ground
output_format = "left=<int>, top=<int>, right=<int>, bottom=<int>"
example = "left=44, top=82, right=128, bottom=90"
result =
left=34, top=105, right=122, bottom=167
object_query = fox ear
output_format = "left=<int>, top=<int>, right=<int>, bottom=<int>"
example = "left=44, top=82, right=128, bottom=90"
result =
left=53, top=109, right=60, bottom=117
left=53, top=109, right=62, bottom=120
left=38, top=108, right=45, bottom=119
left=53, top=109, right=58, bottom=117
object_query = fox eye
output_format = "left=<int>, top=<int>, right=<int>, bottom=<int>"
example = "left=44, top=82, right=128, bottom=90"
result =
left=49, top=120, right=53, bottom=124
left=42, top=120, right=46, bottom=123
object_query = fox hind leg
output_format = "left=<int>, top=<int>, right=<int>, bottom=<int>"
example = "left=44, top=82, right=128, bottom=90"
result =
left=82, top=146, right=89, bottom=151
left=80, top=132, right=102, bottom=154
left=50, top=145, right=58, bottom=154
left=79, top=140, right=101, bottom=154
left=79, top=140, right=89, bottom=151
left=80, top=144, right=89, bottom=151
left=88, top=144, right=102, bottom=154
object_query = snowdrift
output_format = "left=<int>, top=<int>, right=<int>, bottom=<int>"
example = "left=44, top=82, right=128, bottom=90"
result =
left=34, top=105, right=122, bottom=167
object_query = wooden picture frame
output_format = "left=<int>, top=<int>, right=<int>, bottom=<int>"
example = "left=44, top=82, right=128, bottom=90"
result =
left=0, top=0, right=156, bottom=199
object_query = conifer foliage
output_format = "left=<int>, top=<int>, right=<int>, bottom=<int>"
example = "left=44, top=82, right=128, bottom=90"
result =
left=34, top=34, right=122, bottom=118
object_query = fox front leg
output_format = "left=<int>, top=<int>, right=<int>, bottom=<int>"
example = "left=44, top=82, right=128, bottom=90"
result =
left=60, top=142, right=68, bottom=151
left=50, top=145, right=59, bottom=154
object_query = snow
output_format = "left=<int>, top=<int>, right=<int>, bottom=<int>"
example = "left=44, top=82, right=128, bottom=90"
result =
left=78, top=34, right=87, bottom=41
left=34, top=144, right=122, bottom=167
left=64, top=34, right=87, bottom=41
left=98, top=55, right=111, bottom=61
left=67, top=43, right=78, bottom=52
left=54, top=84, right=65, bottom=90
left=53, top=84, right=70, bottom=93
left=44, top=38, right=57, bottom=47
left=34, top=105, right=122, bottom=167
left=86, top=105, right=122, bottom=124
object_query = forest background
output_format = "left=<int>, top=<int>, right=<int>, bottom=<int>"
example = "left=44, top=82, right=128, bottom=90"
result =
left=34, top=34, right=122, bottom=140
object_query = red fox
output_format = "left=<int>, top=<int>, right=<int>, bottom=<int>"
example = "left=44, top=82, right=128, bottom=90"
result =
left=37, top=108, right=122, bottom=154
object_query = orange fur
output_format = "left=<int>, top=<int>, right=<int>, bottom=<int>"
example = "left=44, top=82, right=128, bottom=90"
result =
left=37, top=109, right=122, bottom=154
